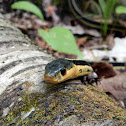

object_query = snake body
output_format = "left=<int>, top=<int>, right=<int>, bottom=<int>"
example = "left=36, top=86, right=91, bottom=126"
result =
left=44, top=58, right=126, bottom=84
left=44, top=58, right=94, bottom=83
left=68, top=0, right=126, bottom=32
left=44, top=1, right=126, bottom=83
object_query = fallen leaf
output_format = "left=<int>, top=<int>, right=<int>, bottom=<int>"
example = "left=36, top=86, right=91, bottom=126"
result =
left=92, top=62, right=117, bottom=79
left=97, top=72, right=126, bottom=107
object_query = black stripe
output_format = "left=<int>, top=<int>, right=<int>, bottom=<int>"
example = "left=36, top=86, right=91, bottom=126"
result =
left=88, top=62, right=125, bottom=67
left=0, top=26, right=19, bottom=32
left=68, top=59, right=91, bottom=66
left=0, top=40, right=28, bottom=45
left=10, top=64, right=43, bottom=78
left=68, top=60, right=125, bottom=68
left=110, top=62, right=125, bottom=66
left=0, top=56, right=49, bottom=75
left=0, top=60, right=21, bottom=75
left=68, top=0, right=126, bottom=31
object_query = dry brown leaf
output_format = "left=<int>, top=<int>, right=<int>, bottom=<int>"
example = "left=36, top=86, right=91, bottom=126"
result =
left=77, top=37, right=87, bottom=48
left=36, top=39, right=46, bottom=48
left=97, top=72, right=126, bottom=107
left=92, top=62, right=117, bottom=79
left=105, top=33, right=115, bottom=49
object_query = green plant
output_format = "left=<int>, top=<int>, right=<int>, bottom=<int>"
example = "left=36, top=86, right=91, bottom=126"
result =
left=98, top=0, right=118, bottom=36
left=11, top=1, right=83, bottom=59
left=11, top=1, right=44, bottom=20
left=115, top=6, right=126, bottom=14
left=38, top=27, right=83, bottom=59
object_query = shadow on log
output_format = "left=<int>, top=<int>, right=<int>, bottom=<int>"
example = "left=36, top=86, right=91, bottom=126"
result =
left=0, top=13, right=126, bottom=125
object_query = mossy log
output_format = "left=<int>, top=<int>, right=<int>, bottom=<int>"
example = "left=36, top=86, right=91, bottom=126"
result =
left=0, top=13, right=126, bottom=126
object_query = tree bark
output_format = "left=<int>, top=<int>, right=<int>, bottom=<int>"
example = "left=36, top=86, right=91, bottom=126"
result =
left=0, top=13, right=126, bottom=125
left=0, top=13, right=54, bottom=95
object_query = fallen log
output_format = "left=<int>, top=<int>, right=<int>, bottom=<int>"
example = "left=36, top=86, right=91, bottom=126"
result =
left=0, top=13, right=126, bottom=125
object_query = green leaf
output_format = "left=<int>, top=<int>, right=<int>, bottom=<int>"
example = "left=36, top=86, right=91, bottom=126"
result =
left=105, top=0, right=117, bottom=18
left=11, top=1, right=44, bottom=20
left=38, top=27, right=83, bottom=59
left=116, top=6, right=126, bottom=14
left=98, top=0, right=106, bottom=15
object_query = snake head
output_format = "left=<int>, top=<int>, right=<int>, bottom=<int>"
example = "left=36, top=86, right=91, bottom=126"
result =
left=43, top=59, right=74, bottom=83
left=43, top=58, right=95, bottom=84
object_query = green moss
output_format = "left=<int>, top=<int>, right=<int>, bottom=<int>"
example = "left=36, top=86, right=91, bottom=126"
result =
left=31, top=40, right=37, bottom=45
left=1, top=84, right=126, bottom=125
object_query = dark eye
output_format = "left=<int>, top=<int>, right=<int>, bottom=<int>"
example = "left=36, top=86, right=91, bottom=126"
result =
left=87, top=69, right=90, bottom=72
left=60, top=68, right=66, bottom=76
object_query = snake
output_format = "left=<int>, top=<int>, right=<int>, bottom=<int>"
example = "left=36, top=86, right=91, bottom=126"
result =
left=68, top=0, right=126, bottom=32
left=43, top=58, right=97, bottom=84
left=43, top=58, right=126, bottom=84
left=44, top=1, right=126, bottom=84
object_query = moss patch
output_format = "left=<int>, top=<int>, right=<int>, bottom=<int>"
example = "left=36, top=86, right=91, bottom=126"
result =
left=0, top=84, right=126, bottom=125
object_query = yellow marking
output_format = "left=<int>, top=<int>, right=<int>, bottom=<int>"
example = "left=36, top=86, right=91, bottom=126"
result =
left=44, top=64, right=93, bottom=84
left=68, top=0, right=125, bottom=32
left=113, top=66, right=126, bottom=70
left=74, top=65, right=93, bottom=77
left=44, top=64, right=76, bottom=83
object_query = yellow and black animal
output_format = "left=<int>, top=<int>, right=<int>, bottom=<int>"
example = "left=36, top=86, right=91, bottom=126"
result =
left=44, top=58, right=97, bottom=84
left=68, top=0, right=126, bottom=32
left=44, top=58, right=125, bottom=84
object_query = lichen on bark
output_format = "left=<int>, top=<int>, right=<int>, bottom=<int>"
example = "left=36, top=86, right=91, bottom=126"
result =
left=1, top=83, right=126, bottom=125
